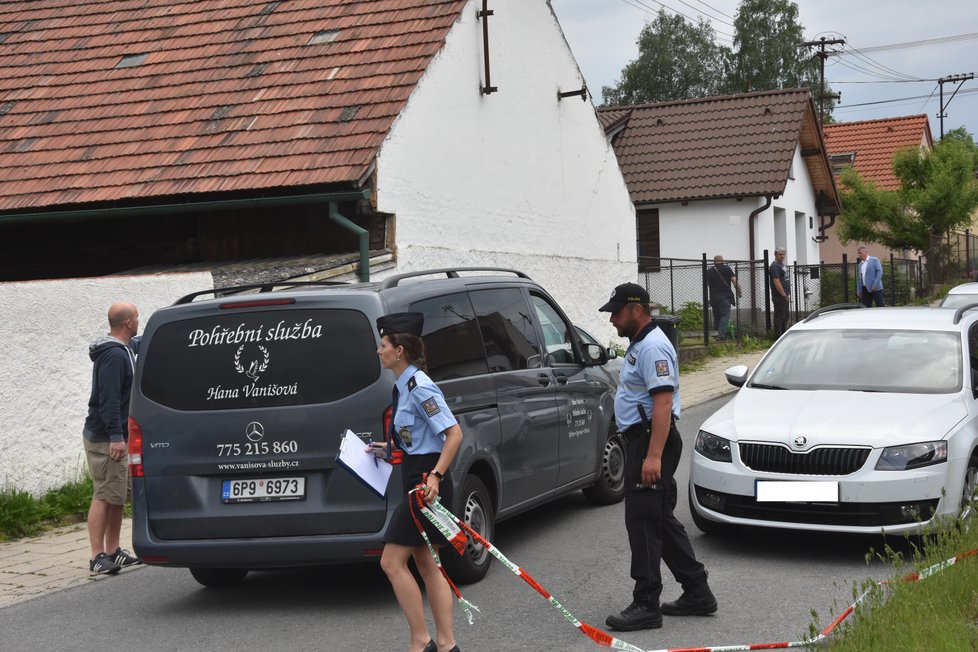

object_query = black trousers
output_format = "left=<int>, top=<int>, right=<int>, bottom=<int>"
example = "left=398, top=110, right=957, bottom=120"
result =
left=772, top=293, right=789, bottom=338
left=623, top=423, right=707, bottom=606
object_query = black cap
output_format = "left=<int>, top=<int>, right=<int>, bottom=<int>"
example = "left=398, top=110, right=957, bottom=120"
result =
left=599, top=282, right=650, bottom=312
left=376, top=312, right=424, bottom=338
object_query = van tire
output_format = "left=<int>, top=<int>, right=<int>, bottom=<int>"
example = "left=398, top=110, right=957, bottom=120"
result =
left=189, top=567, right=249, bottom=588
left=442, top=475, right=494, bottom=585
left=582, top=431, right=626, bottom=505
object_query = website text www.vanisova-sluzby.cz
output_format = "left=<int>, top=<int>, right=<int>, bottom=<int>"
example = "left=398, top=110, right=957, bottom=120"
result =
left=217, top=460, right=300, bottom=471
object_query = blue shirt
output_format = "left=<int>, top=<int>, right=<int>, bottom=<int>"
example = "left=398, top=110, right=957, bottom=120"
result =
left=615, top=323, right=681, bottom=429
left=770, top=259, right=790, bottom=295
left=392, top=364, right=458, bottom=455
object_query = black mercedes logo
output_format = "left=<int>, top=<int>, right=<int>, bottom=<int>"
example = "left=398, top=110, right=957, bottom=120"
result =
left=245, top=421, right=265, bottom=442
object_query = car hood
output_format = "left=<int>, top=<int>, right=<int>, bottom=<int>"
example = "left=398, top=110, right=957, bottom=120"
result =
left=703, top=388, right=968, bottom=448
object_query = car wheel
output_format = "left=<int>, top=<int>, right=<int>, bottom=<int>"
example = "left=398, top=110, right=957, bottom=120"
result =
left=582, top=431, right=626, bottom=505
left=960, top=455, right=978, bottom=522
left=442, top=475, right=494, bottom=585
left=189, top=567, right=249, bottom=588
left=688, top=485, right=736, bottom=536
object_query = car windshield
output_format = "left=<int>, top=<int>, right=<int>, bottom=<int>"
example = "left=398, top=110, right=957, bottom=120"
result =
left=940, top=293, right=978, bottom=309
left=750, top=329, right=962, bottom=394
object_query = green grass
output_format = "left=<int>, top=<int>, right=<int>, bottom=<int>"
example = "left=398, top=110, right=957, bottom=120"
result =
left=679, top=335, right=770, bottom=374
left=0, top=475, right=93, bottom=541
left=820, top=516, right=978, bottom=650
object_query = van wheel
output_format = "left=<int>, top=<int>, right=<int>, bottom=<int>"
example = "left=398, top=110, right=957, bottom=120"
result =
left=442, top=475, right=494, bottom=585
left=582, top=432, right=626, bottom=505
left=189, top=567, right=248, bottom=588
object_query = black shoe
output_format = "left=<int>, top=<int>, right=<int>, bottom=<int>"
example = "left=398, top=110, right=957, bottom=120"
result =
left=112, top=547, right=143, bottom=568
left=661, top=585, right=718, bottom=616
left=89, top=552, right=121, bottom=575
left=422, top=641, right=436, bottom=652
left=605, top=601, right=663, bottom=631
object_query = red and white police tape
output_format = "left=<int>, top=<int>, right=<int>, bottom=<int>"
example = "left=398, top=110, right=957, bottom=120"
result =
left=409, top=485, right=977, bottom=651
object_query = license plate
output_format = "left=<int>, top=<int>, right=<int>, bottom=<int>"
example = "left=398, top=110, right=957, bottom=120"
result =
left=755, top=480, right=839, bottom=503
left=221, top=477, right=305, bottom=504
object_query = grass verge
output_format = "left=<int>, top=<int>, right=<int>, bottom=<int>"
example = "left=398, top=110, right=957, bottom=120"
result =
left=821, top=516, right=978, bottom=650
left=0, top=475, right=93, bottom=541
left=679, top=335, right=770, bottom=374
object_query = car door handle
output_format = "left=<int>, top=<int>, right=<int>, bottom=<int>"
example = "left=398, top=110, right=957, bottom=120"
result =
left=552, top=371, right=568, bottom=385
left=537, top=373, right=552, bottom=387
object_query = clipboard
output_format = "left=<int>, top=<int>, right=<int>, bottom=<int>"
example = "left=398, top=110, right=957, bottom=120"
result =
left=336, top=429, right=393, bottom=499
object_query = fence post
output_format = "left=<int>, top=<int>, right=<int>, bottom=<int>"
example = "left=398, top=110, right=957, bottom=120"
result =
left=702, top=253, right=709, bottom=346
left=842, top=252, right=849, bottom=304
left=669, top=258, right=675, bottom=318
left=889, top=253, right=895, bottom=305
left=763, top=249, right=771, bottom=335
left=967, top=229, right=972, bottom=278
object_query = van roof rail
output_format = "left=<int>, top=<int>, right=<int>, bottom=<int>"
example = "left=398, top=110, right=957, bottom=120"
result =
left=952, top=302, right=978, bottom=324
left=173, top=280, right=349, bottom=305
left=379, top=267, right=530, bottom=289
left=801, top=302, right=865, bottom=323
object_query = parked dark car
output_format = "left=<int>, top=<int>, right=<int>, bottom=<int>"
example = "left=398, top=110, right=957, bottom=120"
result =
left=128, top=268, right=624, bottom=587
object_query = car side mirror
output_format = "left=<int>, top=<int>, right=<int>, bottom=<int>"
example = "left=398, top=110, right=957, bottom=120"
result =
left=725, top=364, right=749, bottom=388
left=584, top=343, right=608, bottom=366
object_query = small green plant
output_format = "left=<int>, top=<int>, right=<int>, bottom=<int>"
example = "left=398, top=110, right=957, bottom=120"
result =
left=0, top=474, right=93, bottom=541
left=676, top=301, right=705, bottom=333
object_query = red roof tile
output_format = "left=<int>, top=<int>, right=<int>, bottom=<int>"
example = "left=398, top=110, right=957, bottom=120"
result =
left=822, top=115, right=933, bottom=190
left=0, top=0, right=466, bottom=213
left=598, top=89, right=838, bottom=212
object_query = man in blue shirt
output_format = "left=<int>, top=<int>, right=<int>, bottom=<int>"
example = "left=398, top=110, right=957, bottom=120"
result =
left=769, top=248, right=791, bottom=338
left=856, top=245, right=885, bottom=307
left=599, top=283, right=716, bottom=632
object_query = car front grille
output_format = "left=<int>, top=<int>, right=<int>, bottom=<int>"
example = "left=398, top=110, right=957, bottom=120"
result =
left=739, top=443, right=871, bottom=476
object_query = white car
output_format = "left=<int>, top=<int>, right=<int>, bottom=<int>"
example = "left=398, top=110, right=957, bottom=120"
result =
left=939, top=282, right=978, bottom=309
left=690, top=304, right=978, bottom=535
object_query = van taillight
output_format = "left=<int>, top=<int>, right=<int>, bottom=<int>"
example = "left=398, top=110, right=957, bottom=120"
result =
left=128, top=417, right=144, bottom=477
left=382, top=405, right=403, bottom=465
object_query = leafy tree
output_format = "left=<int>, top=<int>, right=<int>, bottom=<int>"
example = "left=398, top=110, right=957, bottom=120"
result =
left=601, top=10, right=730, bottom=105
left=836, top=134, right=978, bottom=279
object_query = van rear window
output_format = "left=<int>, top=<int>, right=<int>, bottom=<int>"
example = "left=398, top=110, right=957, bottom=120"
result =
left=140, top=309, right=380, bottom=410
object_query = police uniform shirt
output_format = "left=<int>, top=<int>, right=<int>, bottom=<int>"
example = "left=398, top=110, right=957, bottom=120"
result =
left=615, top=324, right=681, bottom=429
left=392, top=364, right=458, bottom=455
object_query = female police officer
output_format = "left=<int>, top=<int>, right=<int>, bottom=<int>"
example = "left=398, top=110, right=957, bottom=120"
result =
left=371, top=312, right=463, bottom=652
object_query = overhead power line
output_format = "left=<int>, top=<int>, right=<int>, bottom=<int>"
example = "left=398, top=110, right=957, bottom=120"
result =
left=829, top=32, right=978, bottom=55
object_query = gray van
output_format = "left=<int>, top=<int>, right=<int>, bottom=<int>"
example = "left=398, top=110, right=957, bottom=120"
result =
left=129, top=268, right=623, bottom=587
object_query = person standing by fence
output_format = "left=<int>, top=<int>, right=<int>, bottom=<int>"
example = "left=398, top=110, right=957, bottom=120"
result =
left=856, top=245, right=885, bottom=307
left=770, top=248, right=791, bottom=338
left=706, top=255, right=741, bottom=341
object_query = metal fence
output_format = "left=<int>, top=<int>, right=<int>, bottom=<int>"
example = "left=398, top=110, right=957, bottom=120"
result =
left=639, top=252, right=925, bottom=346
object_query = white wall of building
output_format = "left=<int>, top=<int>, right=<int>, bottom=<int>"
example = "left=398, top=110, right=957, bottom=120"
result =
left=374, top=0, right=636, bottom=343
left=0, top=273, right=211, bottom=496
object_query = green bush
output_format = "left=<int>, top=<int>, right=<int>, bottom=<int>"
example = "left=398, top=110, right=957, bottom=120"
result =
left=676, top=301, right=705, bottom=333
left=0, top=474, right=93, bottom=541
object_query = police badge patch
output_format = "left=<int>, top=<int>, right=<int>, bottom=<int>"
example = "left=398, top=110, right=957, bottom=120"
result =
left=422, top=397, right=441, bottom=417
left=655, top=360, right=670, bottom=377
left=627, top=353, right=637, bottom=365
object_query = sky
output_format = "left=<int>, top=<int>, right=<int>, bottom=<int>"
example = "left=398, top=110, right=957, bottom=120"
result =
left=550, top=0, right=978, bottom=140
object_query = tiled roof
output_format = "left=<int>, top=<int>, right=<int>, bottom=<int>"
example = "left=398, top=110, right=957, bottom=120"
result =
left=822, top=115, right=933, bottom=190
left=597, top=88, right=838, bottom=211
left=0, top=0, right=467, bottom=214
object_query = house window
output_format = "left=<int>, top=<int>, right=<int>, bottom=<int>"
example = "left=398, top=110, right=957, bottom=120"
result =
left=636, top=208, right=660, bottom=273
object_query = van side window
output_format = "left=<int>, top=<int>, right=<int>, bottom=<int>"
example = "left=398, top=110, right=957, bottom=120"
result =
left=530, top=293, right=575, bottom=365
left=411, top=292, right=489, bottom=381
left=470, top=288, right=543, bottom=371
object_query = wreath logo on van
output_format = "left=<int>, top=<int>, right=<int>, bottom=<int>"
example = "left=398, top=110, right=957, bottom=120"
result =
left=234, top=344, right=270, bottom=381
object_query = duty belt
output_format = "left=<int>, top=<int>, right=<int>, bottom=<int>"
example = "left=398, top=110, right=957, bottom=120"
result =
left=618, top=415, right=678, bottom=444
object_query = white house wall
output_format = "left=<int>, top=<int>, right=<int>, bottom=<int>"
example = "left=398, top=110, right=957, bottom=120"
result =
left=374, top=0, right=636, bottom=342
left=0, top=273, right=211, bottom=496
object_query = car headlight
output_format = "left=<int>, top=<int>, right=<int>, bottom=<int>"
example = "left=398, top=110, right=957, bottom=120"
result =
left=875, top=441, right=947, bottom=471
left=695, top=430, right=732, bottom=463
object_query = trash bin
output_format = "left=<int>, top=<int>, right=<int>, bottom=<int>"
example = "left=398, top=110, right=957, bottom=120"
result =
left=651, top=314, right=681, bottom=352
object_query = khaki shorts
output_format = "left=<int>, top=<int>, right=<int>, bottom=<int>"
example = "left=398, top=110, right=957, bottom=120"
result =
left=83, top=438, right=130, bottom=505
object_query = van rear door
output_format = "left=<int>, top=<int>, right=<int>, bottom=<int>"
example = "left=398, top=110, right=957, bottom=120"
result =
left=133, top=299, right=390, bottom=541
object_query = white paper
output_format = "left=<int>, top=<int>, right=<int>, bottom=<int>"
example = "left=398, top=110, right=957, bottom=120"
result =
left=336, top=429, right=393, bottom=499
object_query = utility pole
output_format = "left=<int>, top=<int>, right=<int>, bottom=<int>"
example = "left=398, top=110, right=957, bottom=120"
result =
left=937, top=73, right=974, bottom=139
left=803, top=37, right=844, bottom=127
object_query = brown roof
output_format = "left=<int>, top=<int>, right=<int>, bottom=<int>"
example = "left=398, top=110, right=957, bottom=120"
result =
left=822, top=115, right=933, bottom=190
left=597, top=89, right=839, bottom=213
left=0, top=0, right=467, bottom=214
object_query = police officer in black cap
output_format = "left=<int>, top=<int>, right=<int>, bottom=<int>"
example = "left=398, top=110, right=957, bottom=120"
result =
left=599, top=283, right=716, bottom=631
left=370, top=312, right=464, bottom=652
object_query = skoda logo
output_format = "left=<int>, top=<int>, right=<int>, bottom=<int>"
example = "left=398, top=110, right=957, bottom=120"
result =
left=793, top=436, right=808, bottom=448
left=245, top=421, right=265, bottom=442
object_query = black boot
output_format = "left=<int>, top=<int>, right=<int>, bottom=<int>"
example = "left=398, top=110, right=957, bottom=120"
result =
left=661, top=583, right=717, bottom=616
left=605, top=601, right=663, bottom=631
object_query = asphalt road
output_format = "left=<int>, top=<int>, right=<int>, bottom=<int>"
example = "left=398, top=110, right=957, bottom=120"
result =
left=0, top=396, right=899, bottom=652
